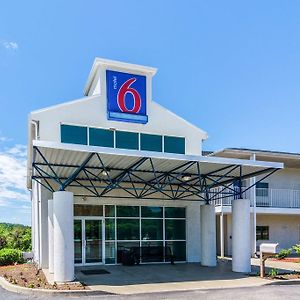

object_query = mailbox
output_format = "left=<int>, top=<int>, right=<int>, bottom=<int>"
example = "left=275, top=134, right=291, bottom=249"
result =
left=260, top=243, right=279, bottom=254
left=259, top=243, right=279, bottom=278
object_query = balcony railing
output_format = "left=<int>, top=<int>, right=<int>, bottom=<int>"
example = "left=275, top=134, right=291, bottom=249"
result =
left=213, top=188, right=300, bottom=208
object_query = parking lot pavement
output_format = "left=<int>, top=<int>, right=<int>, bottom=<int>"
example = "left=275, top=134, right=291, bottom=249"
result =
left=0, top=284, right=300, bottom=300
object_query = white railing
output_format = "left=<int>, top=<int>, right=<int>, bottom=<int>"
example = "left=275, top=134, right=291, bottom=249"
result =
left=213, top=187, right=300, bottom=208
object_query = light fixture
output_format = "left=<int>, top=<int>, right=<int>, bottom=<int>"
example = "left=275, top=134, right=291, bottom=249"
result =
left=101, top=169, right=110, bottom=177
left=182, top=175, right=192, bottom=181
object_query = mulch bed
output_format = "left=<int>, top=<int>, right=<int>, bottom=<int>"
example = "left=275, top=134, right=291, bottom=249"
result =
left=267, top=273, right=300, bottom=280
left=0, top=263, right=87, bottom=290
left=270, top=258, right=300, bottom=263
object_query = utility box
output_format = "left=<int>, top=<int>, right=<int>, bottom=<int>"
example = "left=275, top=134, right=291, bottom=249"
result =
left=260, top=243, right=279, bottom=254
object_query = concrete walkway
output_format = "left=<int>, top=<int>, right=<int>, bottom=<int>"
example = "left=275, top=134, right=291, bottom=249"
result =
left=75, top=260, right=272, bottom=295
left=251, top=258, right=300, bottom=273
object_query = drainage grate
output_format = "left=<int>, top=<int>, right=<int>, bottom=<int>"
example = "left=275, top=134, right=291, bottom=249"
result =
left=81, top=269, right=110, bottom=275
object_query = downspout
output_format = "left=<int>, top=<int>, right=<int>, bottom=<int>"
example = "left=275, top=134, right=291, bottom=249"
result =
left=250, top=153, right=257, bottom=257
left=30, top=120, right=40, bottom=264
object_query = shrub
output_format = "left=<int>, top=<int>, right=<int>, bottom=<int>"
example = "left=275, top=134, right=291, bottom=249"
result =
left=292, top=244, right=300, bottom=255
left=268, top=268, right=279, bottom=277
left=0, top=248, right=24, bottom=266
left=276, top=248, right=292, bottom=259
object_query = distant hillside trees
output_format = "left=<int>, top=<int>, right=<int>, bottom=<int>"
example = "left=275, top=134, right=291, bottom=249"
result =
left=0, top=223, right=31, bottom=252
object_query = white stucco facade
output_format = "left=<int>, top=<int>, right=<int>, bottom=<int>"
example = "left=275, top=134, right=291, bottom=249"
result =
left=214, top=149, right=300, bottom=257
left=27, top=58, right=283, bottom=282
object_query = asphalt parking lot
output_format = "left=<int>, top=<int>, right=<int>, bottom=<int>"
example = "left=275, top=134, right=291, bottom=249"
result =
left=0, top=284, right=300, bottom=300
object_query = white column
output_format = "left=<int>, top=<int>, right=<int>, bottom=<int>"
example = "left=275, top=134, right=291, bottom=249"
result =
left=232, top=198, right=251, bottom=273
left=186, top=204, right=201, bottom=262
left=250, top=153, right=257, bottom=257
left=220, top=212, right=224, bottom=258
left=48, top=199, right=54, bottom=274
left=53, top=191, right=74, bottom=282
left=200, top=204, right=216, bottom=267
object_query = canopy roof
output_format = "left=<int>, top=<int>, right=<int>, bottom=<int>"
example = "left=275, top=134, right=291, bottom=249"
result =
left=29, top=141, right=283, bottom=202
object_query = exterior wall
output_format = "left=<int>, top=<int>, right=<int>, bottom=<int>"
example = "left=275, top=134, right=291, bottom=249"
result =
left=31, top=180, right=51, bottom=268
left=257, top=168, right=300, bottom=190
left=39, top=186, right=51, bottom=269
left=31, top=180, right=40, bottom=264
left=186, top=203, right=201, bottom=262
left=30, top=96, right=205, bottom=155
left=256, top=214, right=300, bottom=250
left=217, top=213, right=300, bottom=256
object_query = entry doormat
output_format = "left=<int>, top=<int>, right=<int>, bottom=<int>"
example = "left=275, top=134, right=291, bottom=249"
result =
left=81, top=269, right=110, bottom=275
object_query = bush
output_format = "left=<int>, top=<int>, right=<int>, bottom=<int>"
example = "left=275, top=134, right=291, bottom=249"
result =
left=292, top=244, right=300, bottom=255
left=276, top=248, right=292, bottom=259
left=268, top=268, right=279, bottom=277
left=0, top=248, right=24, bottom=266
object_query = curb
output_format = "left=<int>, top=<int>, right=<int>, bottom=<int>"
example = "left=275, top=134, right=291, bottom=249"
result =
left=267, top=278, right=300, bottom=286
left=0, top=277, right=114, bottom=296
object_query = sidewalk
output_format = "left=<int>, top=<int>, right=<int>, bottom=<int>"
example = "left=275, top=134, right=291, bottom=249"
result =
left=75, top=260, right=270, bottom=295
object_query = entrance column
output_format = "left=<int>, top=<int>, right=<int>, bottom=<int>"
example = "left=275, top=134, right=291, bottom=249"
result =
left=53, top=191, right=74, bottom=282
left=200, top=204, right=216, bottom=267
left=48, top=199, right=54, bottom=274
left=232, top=198, right=251, bottom=273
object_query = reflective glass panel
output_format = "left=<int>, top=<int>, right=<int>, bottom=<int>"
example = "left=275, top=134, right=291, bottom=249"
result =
left=74, top=205, right=103, bottom=216
left=105, top=219, right=115, bottom=240
left=165, top=207, right=185, bottom=218
left=85, top=220, right=102, bottom=263
left=105, top=242, right=116, bottom=264
left=117, top=206, right=139, bottom=217
left=165, top=219, right=186, bottom=240
left=166, top=241, right=186, bottom=261
left=117, top=219, right=139, bottom=240
left=141, top=206, right=163, bottom=218
left=74, top=220, right=82, bottom=264
left=141, top=219, right=163, bottom=240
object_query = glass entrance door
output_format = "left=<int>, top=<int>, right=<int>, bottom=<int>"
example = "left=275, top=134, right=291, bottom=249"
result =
left=74, top=218, right=104, bottom=265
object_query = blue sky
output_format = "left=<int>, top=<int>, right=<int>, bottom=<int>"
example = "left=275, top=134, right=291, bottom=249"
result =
left=1, top=1, right=300, bottom=224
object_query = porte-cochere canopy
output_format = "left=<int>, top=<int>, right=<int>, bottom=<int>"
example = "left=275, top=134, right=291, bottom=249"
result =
left=29, top=140, right=283, bottom=203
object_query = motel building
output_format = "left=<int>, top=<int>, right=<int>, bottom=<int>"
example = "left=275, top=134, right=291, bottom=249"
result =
left=27, top=58, right=283, bottom=282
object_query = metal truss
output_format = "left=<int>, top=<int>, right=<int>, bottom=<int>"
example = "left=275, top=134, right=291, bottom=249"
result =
left=31, top=146, right=278, bottom=203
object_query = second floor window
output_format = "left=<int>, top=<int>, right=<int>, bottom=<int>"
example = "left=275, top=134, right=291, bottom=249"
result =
left=256, top=182, right=269, bottom=197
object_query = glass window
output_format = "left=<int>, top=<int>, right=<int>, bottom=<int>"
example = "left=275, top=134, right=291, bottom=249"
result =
left=105, top=219, right=115, bottom=240
left=74, top=205, right=103, bottom=216
left=116, top=131, right=139, bottom=150
left=89, top=128, right=114, bottom=147
left=74, top=220, right=82, bottom=264
left=105, top=205, right=115, bottom=217
left=117, top=206, right=139, bottom=217
left=141, top=241, right=164, bottom=262
left=141, top=219, right=163, bottom=240
left=140, top=133, right=162, bottom=152
left=117, top=242, right=139, bottom=263
left=165, top=219, right=186, bottom=240
left=61, top=124, right=87, bottom=145
left=166, top=241, right=186, bottom=261
left=165, top=207, right=185, bottom=218
left=256, top=226, right=269, bottom=240
left=141, top=206, right=163, bottom=218
left=117, top=219, right=139, bottom=240
left=164, top=136, right=185, bottom=154
left=256, top=182, right=269, bottom=197
left=105, top=242, right=116, bottom=264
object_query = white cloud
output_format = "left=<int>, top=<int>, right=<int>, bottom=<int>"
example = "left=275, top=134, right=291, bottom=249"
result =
left=0, top=144, right=29, bottom=209
left=0, top=136, right=12, bottom=142
left=1, top=40, right=18, bottom=51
